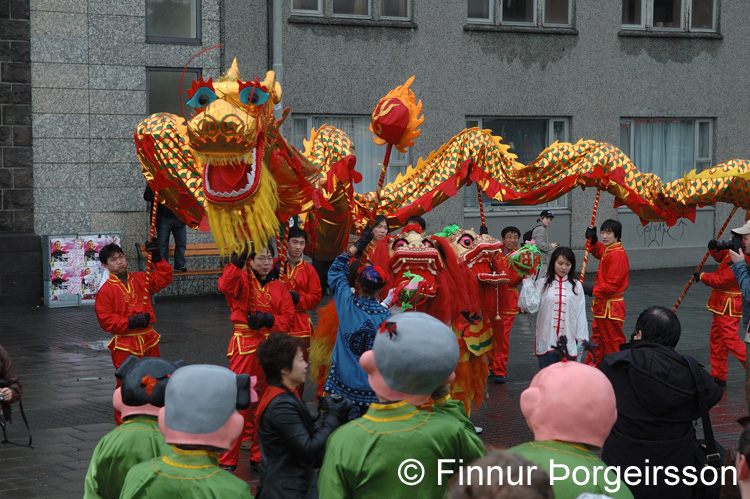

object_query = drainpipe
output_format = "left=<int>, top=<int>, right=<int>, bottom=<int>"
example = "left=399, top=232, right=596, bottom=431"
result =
left=270, top=0, right=283, bottom=120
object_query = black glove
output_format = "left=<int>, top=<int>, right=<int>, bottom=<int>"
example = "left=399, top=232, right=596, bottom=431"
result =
left=261, top=312, right=275, bottom=329
left=290, top=291, right=300, bottom=305
left=582, top=284, right=594, bottom=297
left=247, top=312, right=263, bottom=330
left=127, top=312, right=149, bottom=329
left=230, top=247, right=249, bottom=269
left=322, top=394, right=353, bottom=424
left=479, top=225, right=489, bottom=235
left=352, top=223, right=375, bottom=255
left=693, top=272, right=702, bottom=282
left=585, top=226, right=598, bottom=245
left=708, top=239, right=718, bottom=251
left=144, top=238, right=162, bottom=263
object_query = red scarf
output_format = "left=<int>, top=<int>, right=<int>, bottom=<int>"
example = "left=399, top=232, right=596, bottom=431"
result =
left=255, top=383, right=299, bottom=427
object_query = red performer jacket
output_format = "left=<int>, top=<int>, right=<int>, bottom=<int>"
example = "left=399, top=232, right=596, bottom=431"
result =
left=495, top=250, right=523, bottom=315
left=95, top=260, right=173, bottom=355
left=590, top=241, right=629, bottom=321
left=219, top=264, right=295, bottom=356
left=699, top=250, right=746, bottom=317
left=279, top=259, right=322, bottom=338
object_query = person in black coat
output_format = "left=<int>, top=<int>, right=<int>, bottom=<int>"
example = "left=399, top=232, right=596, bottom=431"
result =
left=254, top=332, right=351, bottom=499
left=600, top=305, right=723, bottom=499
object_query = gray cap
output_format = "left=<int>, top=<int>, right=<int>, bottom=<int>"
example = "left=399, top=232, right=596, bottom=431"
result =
left=371, top=312, right=459, bottom=398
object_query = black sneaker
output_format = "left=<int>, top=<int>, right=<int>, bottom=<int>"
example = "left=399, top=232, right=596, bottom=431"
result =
left=493, top=375, right=506, bottom=385
left=219, top=464, right=237, bottom=472
left=174, top=267, right=188, bottom=272
left=250, top=460, right=261, bottom=473
left=714, top=378, right=727, bottom=388
left=487, top=370, right=496, bottom=378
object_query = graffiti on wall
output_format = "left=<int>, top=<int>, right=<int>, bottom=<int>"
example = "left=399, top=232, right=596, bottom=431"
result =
left=636, top=220, right=688, bottom=247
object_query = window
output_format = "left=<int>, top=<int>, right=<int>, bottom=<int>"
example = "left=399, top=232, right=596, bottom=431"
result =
left=468, top=0, right=572, bottom=27
left=464, top=117, right=569, bottom=209
left=619, top=118, right=713, bottom=182
left=622, top=0, right=716, bottom=32
left=291, top=115, right=409, bottom=194
left=293, top=0, right=411, bottom=20
left=146, top=0, right=201, bottom=43
left=147, top=68, right=202, bottom=118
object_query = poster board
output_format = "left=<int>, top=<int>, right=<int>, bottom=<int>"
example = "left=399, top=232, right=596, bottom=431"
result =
left=42, top=233, right=121, bottom=308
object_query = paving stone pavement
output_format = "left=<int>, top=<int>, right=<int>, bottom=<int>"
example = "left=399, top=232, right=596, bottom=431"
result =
left=0, top=265, right=746, bottom=497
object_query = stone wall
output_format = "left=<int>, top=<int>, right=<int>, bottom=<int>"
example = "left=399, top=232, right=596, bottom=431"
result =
left=30, top=0, right=221, bottom=264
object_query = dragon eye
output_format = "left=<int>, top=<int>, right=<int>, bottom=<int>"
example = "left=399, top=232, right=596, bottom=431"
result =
left=422, top=239, right=434, bottom=248
left=459, top=235, right=474, bottom=248
left=392, top=239, right=408, bottom=249
left=186, top=87, right=217, bottom=109
left=239, top=86, right=270, bottom=106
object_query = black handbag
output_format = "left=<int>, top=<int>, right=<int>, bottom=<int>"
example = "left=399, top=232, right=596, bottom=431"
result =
left=0, top=379, right=32, bottom=448
left=684, top=356, right=725, bottom=499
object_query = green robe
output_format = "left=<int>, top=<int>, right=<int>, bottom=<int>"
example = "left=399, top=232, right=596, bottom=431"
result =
left=510, top=440, right=634, bottom=499
left=84, top=415, right=172, bottom=499
left=119, top=446, right=252, bottom=498
left=318, top=396, right=485, bottom=498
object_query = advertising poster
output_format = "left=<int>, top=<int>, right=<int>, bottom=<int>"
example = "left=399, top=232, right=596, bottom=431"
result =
left=81, top=235, right=121, bottom=268
left=49, top=237, right=82, bottom=268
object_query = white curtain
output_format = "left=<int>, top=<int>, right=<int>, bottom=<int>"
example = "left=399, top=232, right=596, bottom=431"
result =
left=631, top=120, right=693, bottom=181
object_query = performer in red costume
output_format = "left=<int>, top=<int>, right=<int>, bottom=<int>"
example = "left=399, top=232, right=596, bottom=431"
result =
left=694, top=246, right=748, bottom=386
left=95, top=241, right=173, bottom=425
left=277, top=227, right=322, bottom=364
left=488, top=226, right=523, bottom=384
left=582, top=219, right=629, bottom=366
left=218, top=243, right=294, bottom=472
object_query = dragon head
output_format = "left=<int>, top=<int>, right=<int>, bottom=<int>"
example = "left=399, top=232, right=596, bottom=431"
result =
left=387, top=229, right=443, bottom=301
left=436, top=225, right=509, bottom=285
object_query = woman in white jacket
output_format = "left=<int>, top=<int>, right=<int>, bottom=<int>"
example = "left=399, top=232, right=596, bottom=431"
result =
left=530, top=247, right=589, bottom=369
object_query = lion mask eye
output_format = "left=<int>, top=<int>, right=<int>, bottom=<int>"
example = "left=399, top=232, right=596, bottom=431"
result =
left=186, top=87, right=218, bottom=109
left=239, top=86, right=269, bottom=106
left=459, top=234, right=474, bottom=248
left=392, top=239, right=408, bottom=249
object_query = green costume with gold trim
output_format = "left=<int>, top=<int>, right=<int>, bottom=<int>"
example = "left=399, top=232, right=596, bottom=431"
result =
left=119, top=446, right=252, bottom=498
left=84, top=415, right=171, bottom=499
left=318, top=396, right=484, bottom=498
left=510, top=440, right=634, bottom=499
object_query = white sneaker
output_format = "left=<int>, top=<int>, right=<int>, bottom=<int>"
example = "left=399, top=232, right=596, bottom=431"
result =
left=474, top=425, right=483, bottom=435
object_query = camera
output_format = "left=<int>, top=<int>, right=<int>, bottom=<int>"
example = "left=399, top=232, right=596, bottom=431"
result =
left=708, top=236, right=741, bottom=253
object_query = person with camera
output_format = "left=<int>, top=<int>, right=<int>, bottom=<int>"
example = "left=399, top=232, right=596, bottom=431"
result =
left=728, top=221, right=750, bottom=411
left=0, top=345, right=22, bottom=405
left=255, top=332, right=350, bottom=499
left=695, top=239, right=748, bottom=387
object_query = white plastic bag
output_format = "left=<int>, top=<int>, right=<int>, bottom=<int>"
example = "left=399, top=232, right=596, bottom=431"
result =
left=518, top=276, right=540, bottom=314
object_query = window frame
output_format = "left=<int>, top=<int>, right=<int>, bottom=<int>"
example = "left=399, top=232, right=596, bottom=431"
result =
left=292, top=0, right=412, bottom=21
left=618, top=117, right=714, bottom=181
left=467, top=0, right=573, bottom=28
left=146, top=66, right=203, bottom=117
left=621, top=0, right=717, bottom=33
left=145, top=0, right=202, bottom=45
left=464, top=116, right=570, bottom=211
left=292, top=0, right=324, bottom=16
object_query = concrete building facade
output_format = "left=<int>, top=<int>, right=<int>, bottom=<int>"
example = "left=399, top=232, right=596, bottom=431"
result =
left=4, top=0, right=748, bottom=303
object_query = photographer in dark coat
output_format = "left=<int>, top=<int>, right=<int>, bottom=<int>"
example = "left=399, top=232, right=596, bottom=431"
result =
left=600, top=306, right=723, bottom=499
left=255, top=333, right=351, bottom=499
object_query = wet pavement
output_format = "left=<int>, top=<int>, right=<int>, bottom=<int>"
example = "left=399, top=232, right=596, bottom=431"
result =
left=0, top=265, right=746, bottom=497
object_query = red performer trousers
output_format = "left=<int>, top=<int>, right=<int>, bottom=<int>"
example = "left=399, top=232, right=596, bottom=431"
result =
left=709, top=313, right=747, bottom=381
left=489, top=318, right=510, bottom=376
left=220, top=350, right=266, bottom=466
left=111, top=345, right=160, bottom=425
left=590, top=317, right=625, bottom=367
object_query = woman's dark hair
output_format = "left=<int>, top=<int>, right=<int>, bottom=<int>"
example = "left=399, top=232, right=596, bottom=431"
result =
left=543, top=246, right=578, bottom=294
left=600, top=219, right=622, bottom=241
left=257, top=333, right=305, bottom=385
left=634, top=305, right=681, bottom=347
left=372, top=214, right=389, bottom=233
left=99, top=243, right=124, bottom=264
